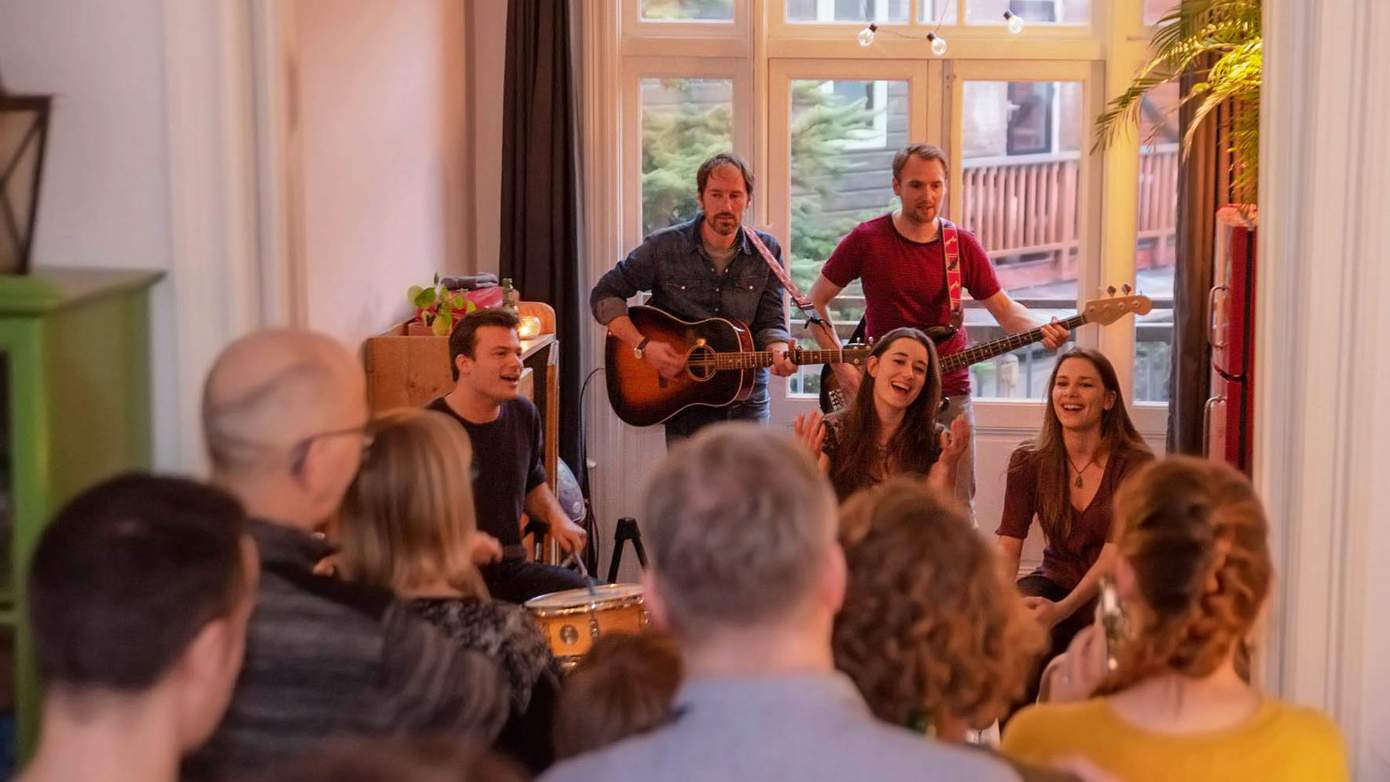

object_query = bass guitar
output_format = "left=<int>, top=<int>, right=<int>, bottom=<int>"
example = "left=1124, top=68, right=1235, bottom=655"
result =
left=819, top=293, right=1152, bottom=413
left=606, top=305, right=872, bottom=427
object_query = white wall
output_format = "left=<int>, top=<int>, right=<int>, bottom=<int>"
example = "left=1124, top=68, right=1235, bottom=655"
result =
left=0, top=0, right=183, bottom=468
left=293, top=0, right=471, bottom=349
left=1259, top=2, right=1390, bottom=777
left=467, top=0, right=508, bottom=277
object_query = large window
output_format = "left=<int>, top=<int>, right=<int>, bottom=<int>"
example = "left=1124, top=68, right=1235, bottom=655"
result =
left=641, top=0, right=735, bottom=21
left=785, top=77, right=910, bottom=395
left=640, top=78, right=735, bottom=236
left=966, top=0, right=1091, bottom=25
left=612, top=0, right=1163, bottom=421
left=960, top=78, right=1085, bottom=399
left=1134, top=81, right=1179, bottom=402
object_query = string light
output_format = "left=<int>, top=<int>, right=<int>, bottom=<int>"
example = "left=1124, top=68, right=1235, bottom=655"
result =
left=926, top=32, right=948, bottom=56
left=1003, top=10, right=1025, bottom=34
left=851, top=1, right=979, bottom=57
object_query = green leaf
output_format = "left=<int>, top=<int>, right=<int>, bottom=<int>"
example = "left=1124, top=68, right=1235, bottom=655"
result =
left=412, top=286, right=437, bottom=308
left=406, top=285, right=424, bottom=305
left=432, top=313, right=452, bottom=336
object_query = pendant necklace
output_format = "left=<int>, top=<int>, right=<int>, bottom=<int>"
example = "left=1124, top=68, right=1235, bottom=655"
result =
left=1067, top=454, right=1097, bottom=489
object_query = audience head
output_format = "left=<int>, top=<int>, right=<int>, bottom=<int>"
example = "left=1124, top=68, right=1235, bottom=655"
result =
left=202, top=329, right=370, bottom=528
left=892, top=143, right=951, bottom=183
left=449, top=308, right=524, bottom=402
left=695, top=152, right=754, bottom=198
left=834, top=478, right=1044, bottom=734
left=29, top=473, right=258, bottom=748
left=1105, top=456, right=1272, bottom=689
left=1042, top=348, right=1140, bottom=442
left=832, top=327, right=942, bottom=499
left=336, top=407, right=486, bottom=598
left=249, top=736, right=527, bottom=782
left=553, top=632, right=683, bottom=760
left=1022, top=348, right=1151, bottom=541
left=640, top=423, right=842, bottom=645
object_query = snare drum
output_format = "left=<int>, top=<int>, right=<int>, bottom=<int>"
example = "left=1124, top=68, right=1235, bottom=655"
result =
left=524, top=584, right=647, bottom=666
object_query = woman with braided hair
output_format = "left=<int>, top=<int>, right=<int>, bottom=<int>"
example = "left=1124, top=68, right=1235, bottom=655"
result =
left=1000, top=456, right=1348, bottom=781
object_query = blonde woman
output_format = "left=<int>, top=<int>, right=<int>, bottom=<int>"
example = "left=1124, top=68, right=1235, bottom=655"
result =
left=1001, top=457, right=1348, bottom=781
left=336, top=408, right=559, bottom=773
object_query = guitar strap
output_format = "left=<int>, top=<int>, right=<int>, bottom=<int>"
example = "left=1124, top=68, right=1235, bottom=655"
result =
left=744, top=226, right=825, bottom=327
left=940, top=218, right=964, bottom=329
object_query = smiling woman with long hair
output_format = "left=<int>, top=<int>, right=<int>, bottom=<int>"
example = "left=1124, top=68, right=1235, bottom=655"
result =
left=794, top=327, right=968, bottom=501
left=995, top=349, right=1153, bottom=693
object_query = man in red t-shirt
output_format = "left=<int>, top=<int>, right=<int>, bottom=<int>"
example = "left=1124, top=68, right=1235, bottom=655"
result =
left=808, top=144, right=1068, bottom=516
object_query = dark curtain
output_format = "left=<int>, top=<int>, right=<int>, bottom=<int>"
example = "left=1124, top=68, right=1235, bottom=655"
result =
left=1166, top=62, right=1235, bottom=455
left=499, top=0, right=586, bottom=493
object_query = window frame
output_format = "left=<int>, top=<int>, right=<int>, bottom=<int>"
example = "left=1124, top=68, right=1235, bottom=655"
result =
left=606, top=0, right=1166, bottom=432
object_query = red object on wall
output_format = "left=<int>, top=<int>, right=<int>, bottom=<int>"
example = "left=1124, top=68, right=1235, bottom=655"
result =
left=1206, top=206, right=1257, bottom=473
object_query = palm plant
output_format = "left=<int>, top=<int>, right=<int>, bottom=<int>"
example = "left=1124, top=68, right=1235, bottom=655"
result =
left=1094, top=0, right=1261, bottom=203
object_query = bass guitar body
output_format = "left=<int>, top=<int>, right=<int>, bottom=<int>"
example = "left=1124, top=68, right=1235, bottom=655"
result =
left=605, top=306, right=757, bottom=427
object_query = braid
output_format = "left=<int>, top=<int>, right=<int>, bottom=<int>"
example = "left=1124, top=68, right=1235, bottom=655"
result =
left=1099, top=457, right=1271, bottom=693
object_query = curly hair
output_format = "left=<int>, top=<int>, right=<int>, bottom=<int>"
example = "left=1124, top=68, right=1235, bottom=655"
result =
left=833, top=478, right=1046, bottom=731
left=1101, top=456, right=1272, bottom=692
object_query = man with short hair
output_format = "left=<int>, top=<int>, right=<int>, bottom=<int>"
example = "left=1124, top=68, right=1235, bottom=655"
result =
left=541, top=424, right=1018, bottom=782
left=591, top=152, right=798, bottom=444
left=186, top=329, right=507, bottom=780
left=808, top=143, right=1069, bottom=513
left=19, top=473, right=258, bottom=782
left=429, top=308, right=589, bottom=604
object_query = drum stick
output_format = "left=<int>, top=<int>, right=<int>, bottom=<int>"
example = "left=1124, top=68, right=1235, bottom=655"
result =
left=564, top=552, right=599, bottom=597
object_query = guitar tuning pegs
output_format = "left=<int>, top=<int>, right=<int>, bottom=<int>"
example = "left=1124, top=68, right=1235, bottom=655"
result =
left=1122, top=283, right=1132, bottom=294
left=1107, top=285, right=1117, bottom=296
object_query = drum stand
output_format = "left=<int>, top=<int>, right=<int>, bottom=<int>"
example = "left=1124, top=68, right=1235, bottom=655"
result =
left=606, top=517, right=648, bottom=583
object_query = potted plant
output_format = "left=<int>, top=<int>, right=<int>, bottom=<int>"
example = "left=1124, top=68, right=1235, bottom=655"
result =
left=406, top=273, right=476, bottom=336
left=1094, top=0, right=1261, bottom=204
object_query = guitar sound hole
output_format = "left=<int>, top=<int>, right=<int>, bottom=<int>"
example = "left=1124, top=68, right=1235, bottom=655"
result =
left=687, top=344, right=714, bottom=381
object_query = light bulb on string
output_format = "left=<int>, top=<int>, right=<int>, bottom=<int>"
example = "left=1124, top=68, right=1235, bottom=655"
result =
left=927, top=32, right=947, bottom=57
left=857, top=23, right=878, bottom=47
left=1003, top=11, right=1025, bottom=34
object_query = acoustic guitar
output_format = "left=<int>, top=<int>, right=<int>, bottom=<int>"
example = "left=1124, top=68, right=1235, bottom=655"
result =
left=605, top=305, right=872, bottom=427
left=817, top=292, right=1152, bottom=413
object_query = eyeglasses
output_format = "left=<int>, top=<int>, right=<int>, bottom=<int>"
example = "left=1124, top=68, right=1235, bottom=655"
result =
left=290, top=423, right=375, bottom=469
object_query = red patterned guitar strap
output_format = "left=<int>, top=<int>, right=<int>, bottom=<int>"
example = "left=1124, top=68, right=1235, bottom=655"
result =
left=941, top=218, right=964, bottom=329
left=745, top=226, right=825, bottom=327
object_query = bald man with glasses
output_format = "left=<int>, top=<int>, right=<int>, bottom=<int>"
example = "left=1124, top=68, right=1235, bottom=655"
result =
left=185, top=329, right=508, bottom=781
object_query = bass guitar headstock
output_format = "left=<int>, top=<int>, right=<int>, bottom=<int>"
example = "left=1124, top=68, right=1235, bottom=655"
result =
left=1083, top=286, right=1152, bottom=325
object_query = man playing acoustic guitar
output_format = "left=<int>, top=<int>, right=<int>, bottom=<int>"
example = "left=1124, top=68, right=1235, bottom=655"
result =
left=591, top=153, right=797, bottom=444
left=806, top=144, right=1069, bottom=516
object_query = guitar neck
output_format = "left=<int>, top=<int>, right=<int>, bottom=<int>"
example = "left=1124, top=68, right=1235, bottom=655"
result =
left=687, top=351, right=778, bottom=371
left=688, top=347, right=871, bottom=371
left=793, top=347, right=871, bottom=366
left=940, top=312, right=1089, bottom=374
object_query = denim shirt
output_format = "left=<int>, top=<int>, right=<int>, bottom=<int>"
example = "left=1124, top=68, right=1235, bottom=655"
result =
left=590, top=214, right=792, bottom=351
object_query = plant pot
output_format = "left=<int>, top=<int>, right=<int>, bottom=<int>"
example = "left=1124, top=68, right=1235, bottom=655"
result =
left=406, top=320, right=435, bottom=337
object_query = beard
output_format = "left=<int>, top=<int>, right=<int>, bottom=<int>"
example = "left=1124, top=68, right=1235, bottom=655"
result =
left=708, top=212, right=739, bottom=235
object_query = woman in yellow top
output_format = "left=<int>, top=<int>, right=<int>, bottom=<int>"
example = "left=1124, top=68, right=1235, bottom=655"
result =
left=1000, top=456, right=1348, bottom=782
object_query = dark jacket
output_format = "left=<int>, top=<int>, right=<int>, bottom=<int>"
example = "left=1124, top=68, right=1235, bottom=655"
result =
left=183, top=519, right=508, bottom=780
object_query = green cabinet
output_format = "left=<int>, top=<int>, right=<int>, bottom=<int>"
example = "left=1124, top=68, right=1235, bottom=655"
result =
left=0, top=267, right=162, bottom=766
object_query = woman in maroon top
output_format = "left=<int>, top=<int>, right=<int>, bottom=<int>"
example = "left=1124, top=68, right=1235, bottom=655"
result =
left=794, top=327, right=969, bottom=501
left=995, top=349, right=1153, bottom=670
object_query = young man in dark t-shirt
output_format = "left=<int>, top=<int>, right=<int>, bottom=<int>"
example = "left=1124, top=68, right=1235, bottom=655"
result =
left=428, top=308, right=588, bottom=604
